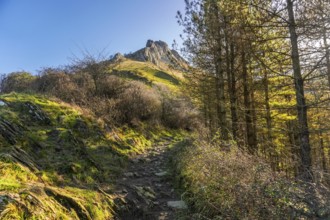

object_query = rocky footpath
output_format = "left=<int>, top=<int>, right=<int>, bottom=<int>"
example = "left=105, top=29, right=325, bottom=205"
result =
left=113, top=137, right=189, bottom=220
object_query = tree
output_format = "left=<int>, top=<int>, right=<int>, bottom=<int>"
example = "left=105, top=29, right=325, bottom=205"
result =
left=179, top=0, right=329, bottom=180
left=286, top=0, right=312, bottom=180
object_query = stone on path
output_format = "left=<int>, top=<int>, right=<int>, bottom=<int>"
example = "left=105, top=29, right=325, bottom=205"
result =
left=123, top=172, right=134, bottom=177
left=0, top=101, right=6, bottom=106
left=155, top=171, right=168, bottom=177
left=167, top=200, right=188, bottom=209
left=135, top=186, right=156, bottom=200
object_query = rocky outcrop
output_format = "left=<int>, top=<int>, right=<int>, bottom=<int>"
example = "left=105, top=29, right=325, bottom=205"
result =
left=125, top=40, right=188, bottom=70
left=0, top=116, right=23, bottom=145
left=112, top=53, right=126, bottom=63
left=24, top=102, right=51, bottom=125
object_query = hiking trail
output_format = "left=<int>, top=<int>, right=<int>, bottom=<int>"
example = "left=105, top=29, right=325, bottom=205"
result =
left=112, top=137, right=189, bottom=220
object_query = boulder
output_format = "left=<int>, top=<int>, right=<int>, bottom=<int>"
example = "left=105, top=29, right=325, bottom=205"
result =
left=0, top=117, right=23, bottom=145
left=0, top=100, right=7, bottom=106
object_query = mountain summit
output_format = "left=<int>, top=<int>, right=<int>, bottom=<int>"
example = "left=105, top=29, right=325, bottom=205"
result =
left=125, top=40, right=188, bottom=70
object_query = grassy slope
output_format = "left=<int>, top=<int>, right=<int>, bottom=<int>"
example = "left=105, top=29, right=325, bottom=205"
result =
left=0, top=92, right=180, bottom=219
left=109, top=59, right=183, bottom=91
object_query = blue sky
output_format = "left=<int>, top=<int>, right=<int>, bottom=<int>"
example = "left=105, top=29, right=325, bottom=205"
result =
left=0, top=0, right=186, bottom=74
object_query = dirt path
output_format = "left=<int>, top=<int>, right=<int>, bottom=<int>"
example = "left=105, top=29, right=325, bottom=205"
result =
left=112, top=137, right=188, bottom=220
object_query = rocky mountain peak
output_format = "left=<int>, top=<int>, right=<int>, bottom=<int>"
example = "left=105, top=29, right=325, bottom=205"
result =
left=146, top=40, right=168, bottom=49
left=112, top=52, right=126, bottom=62
left=125, top=40, right=188, bottom=70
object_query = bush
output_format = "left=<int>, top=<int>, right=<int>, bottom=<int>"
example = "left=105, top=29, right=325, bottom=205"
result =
left=174, top=139, right=330, bottom=219
left=96, top=75, right=127, bottom=98
left=1, top=72, right=36, bottom=93
left=161, top=95, right=199, bottom=130
left=71, top=72, right=95, bottom=94
left=88, top=96, right=119, bottom=124
left=116, top=81, right=161, bottom=124
left=155, top=84, right=200, bottom=130
left=35, top=68, right=64, bottom=92
left=35, top=68, right=89, bottom=105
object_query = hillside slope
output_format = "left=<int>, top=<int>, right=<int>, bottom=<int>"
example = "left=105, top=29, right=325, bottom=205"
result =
left=0, top=93, right=113, bottom=219
left=0, top=92, right=184, bottom=219
left=107, top=40, right=186, bottom=92
left=109, top=59, right=182, bottom=91
left=0, top=40, right=198, bottom=219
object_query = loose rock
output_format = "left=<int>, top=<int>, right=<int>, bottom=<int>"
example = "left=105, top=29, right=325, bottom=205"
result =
left=167, top=201, right=188, bottom=209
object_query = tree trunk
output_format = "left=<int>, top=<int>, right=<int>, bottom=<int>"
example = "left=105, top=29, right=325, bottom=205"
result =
left=264, top=69, right=275, bottom=169
left=242, top=50, right=257, bottom=153
left=250, top=80, right=258, bottom=150
left=286, top=0, right=313, bottom=181
left=214, top=61, right=228, bottom=140
left=287, top=120, right=299, bottom=177
left=225, top=27, right=238, bottom=141
left=318, top=130, right=327, bottom=172
left=212, top=5, right=228, bottom=141
left=264, top=71, right=272, bottom=144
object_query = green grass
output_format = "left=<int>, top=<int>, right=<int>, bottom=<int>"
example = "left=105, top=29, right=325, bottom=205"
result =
left=110, top=60, right=181, bottom=90
left=0, top=179, right=21, bottom=191
left=1, top=92, right=83, bottom=124
left=0, top=156, right=38, bottom=191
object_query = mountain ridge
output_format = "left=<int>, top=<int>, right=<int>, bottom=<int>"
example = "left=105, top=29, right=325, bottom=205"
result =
left=113, top=40, right=188, bottom=71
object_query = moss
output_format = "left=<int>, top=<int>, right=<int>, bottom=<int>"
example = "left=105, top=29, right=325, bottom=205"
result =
left=0, top=157, right=38, bottom=191
left=58, top=187, right=114, bottom=220
left=0, top=179, right=21, bottom=191
left=0, top=93, right=82, bottom=127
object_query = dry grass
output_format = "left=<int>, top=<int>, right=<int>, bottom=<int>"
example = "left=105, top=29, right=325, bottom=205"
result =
left=173, top=139, right=330, bottom=219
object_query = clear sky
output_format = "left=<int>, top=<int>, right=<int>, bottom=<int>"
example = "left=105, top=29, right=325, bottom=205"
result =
left=0, top=0, right=186, bottom=74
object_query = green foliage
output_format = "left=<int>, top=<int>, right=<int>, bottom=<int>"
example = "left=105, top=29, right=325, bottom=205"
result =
left=1, top=72, right=36, bottom=93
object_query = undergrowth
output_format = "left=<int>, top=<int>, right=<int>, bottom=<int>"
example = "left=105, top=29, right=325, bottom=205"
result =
left=173, top=139, right=330, bottom=219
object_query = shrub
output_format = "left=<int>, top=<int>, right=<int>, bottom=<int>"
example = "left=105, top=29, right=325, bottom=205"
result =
left=116, top=81, right=161, bottom=124
left=71, top=72, right=95, bottom=94
left=96, top=75, right=127, bottom=98
left=0, top=64, right=202, bottom=130
left=88, top=96, right=119, bottom=124
left=174, top=139, right=330, bottom=219
left=1, top=72, right=36, bottom=93
left=35, top=68, right=71, bottom=92
left=161, top=95, right=199, bottom=130
left=35, top=68, right=89, bottom=105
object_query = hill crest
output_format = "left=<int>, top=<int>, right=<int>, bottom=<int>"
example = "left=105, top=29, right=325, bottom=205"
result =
left=114, top=40, right=188, bottom=71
